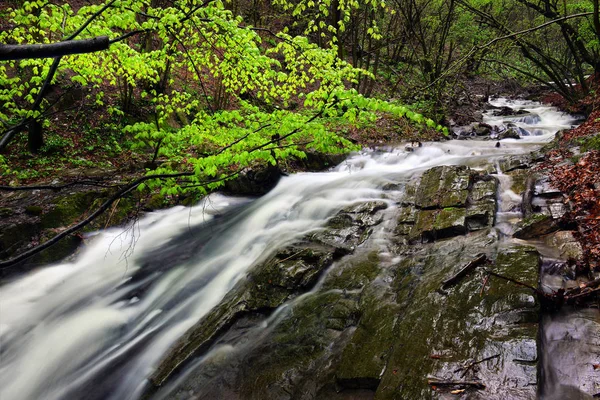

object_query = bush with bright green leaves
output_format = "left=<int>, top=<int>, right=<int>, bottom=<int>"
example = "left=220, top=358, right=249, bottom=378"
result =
left=0, top=0, right=446, bottom=195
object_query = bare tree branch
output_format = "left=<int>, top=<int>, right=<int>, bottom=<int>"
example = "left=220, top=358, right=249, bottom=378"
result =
left=0, top=37, right=109, bottom=61
left=0, top=172, right=194, bottom=269
left=422, top=10, right=593, bottom=91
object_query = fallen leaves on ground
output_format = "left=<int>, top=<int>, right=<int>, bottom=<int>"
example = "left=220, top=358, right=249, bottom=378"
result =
left=539, top=112, right=600, bottom=269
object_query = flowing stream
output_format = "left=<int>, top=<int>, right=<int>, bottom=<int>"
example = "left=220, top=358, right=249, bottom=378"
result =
left=0, top=99, right=586, bottom=399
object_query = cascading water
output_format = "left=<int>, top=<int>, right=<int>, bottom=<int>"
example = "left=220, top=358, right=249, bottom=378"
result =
left=485, top=97, right=578, bottom=138
left=0, top=98, right=586, bottom=400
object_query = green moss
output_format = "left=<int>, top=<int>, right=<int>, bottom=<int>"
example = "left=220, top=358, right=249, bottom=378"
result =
left=433, top=207, right=465, bottom=232
left=415, top=167, right=443, bottom=209
left=145, top=193, right=165, bottom=210
left=397, top=204, right=418, bottom=225
left=507, top=169, right=528, bottom=195
left=41, top=192, right=100, bottom=229
left=336, top=279, right=399, bottom=387
left=237, top=292, right=360, bottom=398
left=415, top=166, right=470, bottom=209
left=323, top=251, right=380, bottom=291
left=579, top=133, right=600, bottom=152
left=513, top=213, right=557, bottom=239
left=0, top=207, right=14, bottom=217
left=409, top=208, right=466, bottom=242
left=409, top=209, right=437, bottom=242
left=25, top=205, right=43, bottom=216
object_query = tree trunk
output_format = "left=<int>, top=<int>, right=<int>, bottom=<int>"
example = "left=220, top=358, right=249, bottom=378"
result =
left=28, top=120, right=43, bottom=153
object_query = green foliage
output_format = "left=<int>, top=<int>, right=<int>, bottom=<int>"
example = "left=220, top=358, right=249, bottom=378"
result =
left=40, top=135, right=74, bottom=155
left=272, top=0, right=386, bottom=42
left=0, top=0, right=445, bottom=193
left=579, top=133, right=600, bottom=152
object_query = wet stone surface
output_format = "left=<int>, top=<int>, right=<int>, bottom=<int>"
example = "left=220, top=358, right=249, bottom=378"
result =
left=151, top=200, right=389, bottom=388
left=400, top=166, right=497, bottom=243
left=154, top=158, right=575, bottom=400
left=540, top=308, right=600, bottom=399
left=376, top=242, right=540, bottom=400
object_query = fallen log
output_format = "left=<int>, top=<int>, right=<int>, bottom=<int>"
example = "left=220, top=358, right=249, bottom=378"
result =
left=564, top=277, right=600, bottom=298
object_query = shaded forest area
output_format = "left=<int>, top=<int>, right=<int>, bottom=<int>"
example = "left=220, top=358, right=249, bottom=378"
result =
left=0, top=0, right=599, bottom=271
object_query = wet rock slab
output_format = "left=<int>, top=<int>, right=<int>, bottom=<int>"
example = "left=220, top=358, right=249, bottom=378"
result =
left=415, top=166, right=470, bottom=209
left=375, top=242, right=540, bottom=400
left=150, top=200, right=388, bottom=388
left=155, top=164, right=542, bottom=400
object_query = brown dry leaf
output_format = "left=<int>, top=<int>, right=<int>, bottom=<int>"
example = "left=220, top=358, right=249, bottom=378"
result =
left=593, top=364, right=600, bottom=370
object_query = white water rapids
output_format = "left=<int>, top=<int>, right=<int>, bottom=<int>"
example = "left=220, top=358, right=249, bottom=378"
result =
left=0, top=99, right=580, bottom=400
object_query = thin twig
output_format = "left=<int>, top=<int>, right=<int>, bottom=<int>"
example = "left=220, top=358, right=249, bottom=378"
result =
left=454, top=354, right=500, bottom=378
left=484, top=270, right=538, bottom=292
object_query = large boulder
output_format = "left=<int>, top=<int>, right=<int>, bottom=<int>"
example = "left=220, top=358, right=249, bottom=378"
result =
left=377, top=244, right=540, bottom=400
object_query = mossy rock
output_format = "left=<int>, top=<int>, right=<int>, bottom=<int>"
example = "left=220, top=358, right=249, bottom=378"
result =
left=513, top=213, right=559, bottom=240
left=41, top=191, right=102, bottom=229
left=543, top=231, right=583, bottom=260
left=244, top=243, right=336, bottom=309
left=21, top=233, right=83, bottom=267
left=0, top=207, right=13, bottom=218
left=323, top=251, right=380, bottom=291
left=469, top=177, right=498, bottom=202
left=499, top=155, right=529, bottom=173
left=415, top=166, right=470, bottom=209
left=232, top=292, right=360, bottom=400
left=376, top=239, right=539, bottom=400
left=396, top=203, right=418, bottom=225
left=0, top=222, right=38, bottom=258
left=466, top=199, right=496, bottom=231
left=409, top=209, right=437, bottom=243
left=336, top=275, right=400, bottom=390
left=314, top=201, right=387, bottom=251
left=24, top=205, right=43, bottom=216
left=145, top=193, right=166, bottom=210
left=507, top=169, right=529, bottom=195
left=409, top=208, right=466, bottom=243
left=433, top=207, right=466, bottom=236
left=151, top=241, right=340, bottom=387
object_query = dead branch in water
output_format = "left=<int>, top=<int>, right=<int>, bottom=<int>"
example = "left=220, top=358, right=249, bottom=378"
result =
left=441, top=253, right=488, bottom=290
left=454, top=354, right=501, bottom=378
left=428, top=378, right=486, bottom=390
